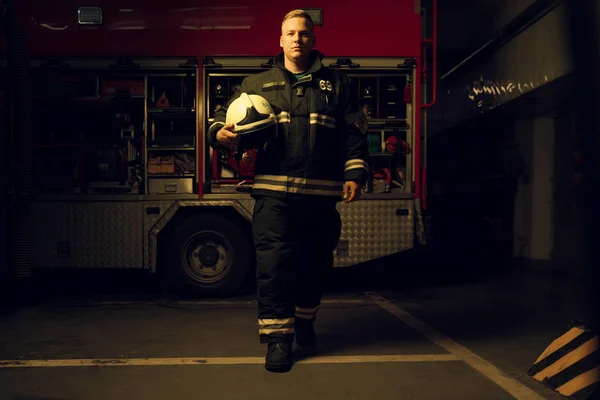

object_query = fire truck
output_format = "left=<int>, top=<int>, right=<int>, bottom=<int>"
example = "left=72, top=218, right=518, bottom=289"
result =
left=0, top=0, right=437, bottom=296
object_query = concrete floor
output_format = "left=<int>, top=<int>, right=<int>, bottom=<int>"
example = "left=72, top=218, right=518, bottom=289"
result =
left=0, top=262, right=595, bottom=400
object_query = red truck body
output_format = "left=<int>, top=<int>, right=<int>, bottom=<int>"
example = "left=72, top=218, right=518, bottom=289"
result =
left=0, top=0, right=435, bottom=297
left=7, top=0, right=422, bottom=58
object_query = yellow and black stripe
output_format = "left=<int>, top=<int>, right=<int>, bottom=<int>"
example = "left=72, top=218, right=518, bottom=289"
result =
left=528, top=323, right=600, bottom=399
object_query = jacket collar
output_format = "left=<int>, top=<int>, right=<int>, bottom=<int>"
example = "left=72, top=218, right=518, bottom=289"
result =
left=274, top=50, right=324, bottom=75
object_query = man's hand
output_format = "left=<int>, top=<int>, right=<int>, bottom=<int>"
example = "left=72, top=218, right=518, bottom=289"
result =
left=216, top=123, right=240, bottom=150
left=343, top=181, right=362, bottom=203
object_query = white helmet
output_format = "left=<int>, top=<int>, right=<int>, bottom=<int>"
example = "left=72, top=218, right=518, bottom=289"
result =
left=226, top=93, right=276, bottom=135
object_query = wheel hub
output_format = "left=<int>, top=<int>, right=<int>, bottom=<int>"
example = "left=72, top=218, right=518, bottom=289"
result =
left=198, top=245, right=219, bottom=267
left=182, top=231, right=232, bottom=284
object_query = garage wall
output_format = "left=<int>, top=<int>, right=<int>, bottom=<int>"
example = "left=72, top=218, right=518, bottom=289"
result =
left=436, top=0, right=539, bottom=56
left=513, top=110, right=588, bottom=277
left=511, top=117, right=555, bottom=268
left=550, top=111, right=588, bottom=278
left=486, top=0, right=540, bottom=33
left=427, top=88, right=588, bottom=278
left=428, top=1, right=572, bottom=136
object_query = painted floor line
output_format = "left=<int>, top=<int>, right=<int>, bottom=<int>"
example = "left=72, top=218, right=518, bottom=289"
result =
left=365, top=292, right=546, bottom=400
left=48, top=299, right=369, bottom=306
left=0, top=354, right=460, bottom=368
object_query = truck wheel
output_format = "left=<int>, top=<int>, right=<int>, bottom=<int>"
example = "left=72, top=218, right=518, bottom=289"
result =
left=164, top=214, right=253, bottom=297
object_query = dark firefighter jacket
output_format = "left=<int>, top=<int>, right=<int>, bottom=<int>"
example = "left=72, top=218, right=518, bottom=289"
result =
left=207, top=50, right=370, bottom=201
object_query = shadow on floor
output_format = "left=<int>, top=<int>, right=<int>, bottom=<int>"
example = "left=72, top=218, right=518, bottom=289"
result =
left=0, top=247, right=504, bottom=307
left=1, top=246, right=596, bottom=342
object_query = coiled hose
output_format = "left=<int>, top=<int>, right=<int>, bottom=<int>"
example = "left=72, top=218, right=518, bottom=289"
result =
left=1, top=0, right=33, bottom=280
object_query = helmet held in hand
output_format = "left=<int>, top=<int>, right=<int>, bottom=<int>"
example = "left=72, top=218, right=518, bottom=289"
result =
left=226, top=93, right=276, bottom=135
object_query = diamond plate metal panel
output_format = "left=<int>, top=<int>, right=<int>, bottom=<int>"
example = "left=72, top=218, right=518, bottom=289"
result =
left=198, top=194, right=256, bottom=221
left=235, top=199, right=256, bottom=218
left=30, top=198, right=414, bottom=270
left=31, top=201, right=144, bottom=268
left=141, top=200, right=179, bottom=269
left=334, top=199, right=415, bottom=267
left=415, top=199, right=427, bottom=246
left=103, top=195, right=415, bottom=272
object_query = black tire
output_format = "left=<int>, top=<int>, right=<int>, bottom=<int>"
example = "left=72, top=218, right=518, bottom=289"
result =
left=163, top=213, right=253, bottom=297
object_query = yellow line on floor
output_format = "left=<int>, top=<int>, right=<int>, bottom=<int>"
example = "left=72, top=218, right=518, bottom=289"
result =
left=50, top=299, right=369, bottom=306
left=0, top=354, right=460, bottom=368
left=366, top=292, right=546, bottom=400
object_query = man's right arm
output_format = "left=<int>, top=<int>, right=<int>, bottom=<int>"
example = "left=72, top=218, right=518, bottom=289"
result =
left=207, top=78, right=248, bottom=150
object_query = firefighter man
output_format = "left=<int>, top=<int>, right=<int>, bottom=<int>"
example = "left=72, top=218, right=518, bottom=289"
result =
left=208, top=9, right=370, bottom=372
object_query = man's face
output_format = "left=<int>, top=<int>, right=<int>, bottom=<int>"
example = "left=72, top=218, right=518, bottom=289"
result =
left=280, top=17, right=315, bottom=63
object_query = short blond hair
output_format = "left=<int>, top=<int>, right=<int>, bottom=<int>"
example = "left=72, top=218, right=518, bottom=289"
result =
left=282, top=9, right=314, bottom=31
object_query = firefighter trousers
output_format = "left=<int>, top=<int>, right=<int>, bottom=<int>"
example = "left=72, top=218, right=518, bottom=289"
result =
left=252, top=195, right=342, bottom=344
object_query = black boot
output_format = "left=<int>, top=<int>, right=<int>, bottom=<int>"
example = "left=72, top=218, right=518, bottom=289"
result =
left=295, top=318, right=316, bottom=347
left=265, top=339, right=293, bottom=372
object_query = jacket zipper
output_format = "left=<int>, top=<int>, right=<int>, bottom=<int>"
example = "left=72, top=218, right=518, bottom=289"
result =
left=290, top=77, right=311, bottom=182
left=305, top=88, right=310, bottom=180
left=288, top=81, right=294, bottom=185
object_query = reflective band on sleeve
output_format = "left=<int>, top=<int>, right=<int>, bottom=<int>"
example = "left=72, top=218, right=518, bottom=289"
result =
left=344, top=159, right=369, bottom=172
left=209, top=121, right=225, bottom=131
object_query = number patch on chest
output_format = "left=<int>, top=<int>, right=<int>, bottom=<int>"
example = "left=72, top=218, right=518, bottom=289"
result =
left=319, top=80, right=334, bottom=93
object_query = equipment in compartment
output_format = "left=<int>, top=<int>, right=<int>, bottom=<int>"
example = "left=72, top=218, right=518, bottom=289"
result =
left=85, top=108, right=142, bottom=194
left=101, top=79, right=144, bottom=96
left=207, top=75, right=244, bottom=119
left=217, top=149, right=257, bottom=180
left=146, top=74, right=197, bottom=151
left=145, top=71, right=198, bottom=194
left=34, top=145, right=83, bottom=194
left=29, top=62, right=203, bottom=196
left=359, top=70, right=412, bottom=195
left=148, top=178, right=194, bottom=194
left=85, top=146, right=131, bottom=193
left=84, top=94, right=145, bottom=194
left=372, top=168, right=392, bottom=193
left=146, top=74, right=196, bottom=110
left=33, top=73, right=98, bottom=99
left=147, top=152, right=195, bottom=175
left=379, top=76, right=409, bottom=119
left=30, top=71, right=147, bottom=194
left=149, top=114, right=196, bottom=147
left=359, top=76, right=377, bottom=119
left=148, top=157, right=175, bottom=174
